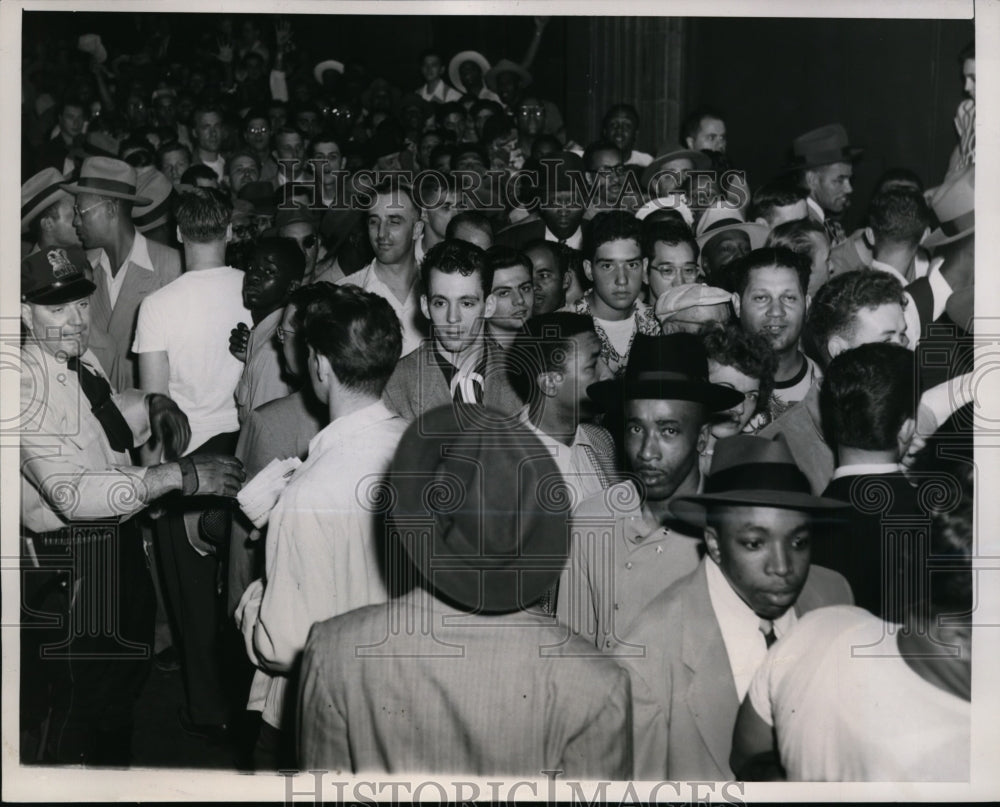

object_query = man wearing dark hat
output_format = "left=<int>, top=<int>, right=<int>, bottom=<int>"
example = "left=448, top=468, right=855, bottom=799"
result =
left=298, top=404, right=632, bottom=777
left=556, top=333, right=745, bottom=651
left=19, top=246, right=244, bottom=764
left=237, top=283, right=406, bottom=767
left=62, top=156, right=182, bottom=392
left=790, top=123, right=863, bottom=246
left=623, top=434, right=852, bottom=781
left=21, top=167, right=80, bottom=257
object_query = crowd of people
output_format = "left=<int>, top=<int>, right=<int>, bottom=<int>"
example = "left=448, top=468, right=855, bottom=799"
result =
left=18, top=14, right=975, bottom=782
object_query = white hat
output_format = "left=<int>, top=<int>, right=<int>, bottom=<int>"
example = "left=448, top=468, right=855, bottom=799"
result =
left=635, top=194, right=694, bottom=227
left=448, top=51, right=491, bottom=94
left=313, top=59, right=345, bottom=85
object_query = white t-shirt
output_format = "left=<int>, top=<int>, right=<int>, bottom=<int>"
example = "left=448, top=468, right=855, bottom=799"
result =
left=748, top=605, right=970, bottom=781
left=132, top=266, right=250, bottom=453
left=595, top=315, right=637, bottom=358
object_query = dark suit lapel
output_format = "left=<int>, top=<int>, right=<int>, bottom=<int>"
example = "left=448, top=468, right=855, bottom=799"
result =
left=681, top=563, right=740, bottom=775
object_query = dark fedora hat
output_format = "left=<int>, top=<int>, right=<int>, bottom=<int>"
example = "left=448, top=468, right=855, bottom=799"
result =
left=669, top=433, right=847, bottom=528
left=787, top=123, right=863, bottom=170
left=587, top=332, right=746, bottom=413
left=389, top=404, right=570, bottom=614
left=21, top=246, right=96, bottom=305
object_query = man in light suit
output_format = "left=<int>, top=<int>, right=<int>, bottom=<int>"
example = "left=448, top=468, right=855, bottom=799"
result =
left=298, top=404, right=632, bottom=777
left=382, top=239, right=522, bottom=421
left=63, top=157, right=182, bottom=392
left=623, top=434, right=853, bottom=781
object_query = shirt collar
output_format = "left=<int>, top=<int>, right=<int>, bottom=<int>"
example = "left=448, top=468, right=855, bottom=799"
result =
left=307, top=400, right=397, bottom=457
left=517, top=405, right=589, bottom=450
left=831, top=462, right=903, bottom=480
left=96, top=231, right=154, bottom=274
left=806, top=196, right=826, bottom=223
left=545, top=224, right=583, bottom=250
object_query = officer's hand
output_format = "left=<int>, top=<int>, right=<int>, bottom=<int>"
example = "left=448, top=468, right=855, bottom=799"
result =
left=185, top=455, right=246, bottom=497
left=229, top=322, right=251, bottom=361
left=147, top=393, right=191, bottom=461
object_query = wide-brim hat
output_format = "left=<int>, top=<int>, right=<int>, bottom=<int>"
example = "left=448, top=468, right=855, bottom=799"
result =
left=132, top=166, right=174, bottom=233
left=22, top=168, right=73, bottom=232
left=641, top=149, right=713, bottom=189
left=924, top=165, right=974, bottom=248
left=587, top=332, right=745, bottom=413
left=61, top=156, right=152, bottom=205
left=449, top=50, right=491, bottom=94
left=697, top=219, right=769, bottom=252
left=787, top=123, right=863, bottom=171
left=389, top=404, right=570, bottom=614
left=313, top=59, right=345, bottom=85
left=22, top=246, right=96, bottom=305
left=669, top=434, right=847, bottom=528
left=484, top=58, right=532, bottom=93
left=635, top=194, right=694, bottom=227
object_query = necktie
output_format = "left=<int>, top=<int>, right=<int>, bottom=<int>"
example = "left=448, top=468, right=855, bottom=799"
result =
left=824, top=218, right=846, bottom=247
left=66, top=356, right=133, bottom=452
left=759, top=618, right=777, bottom=649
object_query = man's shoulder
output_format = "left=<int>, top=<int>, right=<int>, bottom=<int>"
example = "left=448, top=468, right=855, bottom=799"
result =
left=572, top=480, right=640, bottom=521
left=144, top=238, right=182, bottom=273
left=627, top=564, right=701, bottom=638
left=306, top=601, right=387, bottom=655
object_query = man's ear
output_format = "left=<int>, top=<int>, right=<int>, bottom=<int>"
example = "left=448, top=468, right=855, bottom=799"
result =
left=685, top=135, right=695, bottom=151
left=804, top=292, right=812, bottom=313
left=803, top=169, right=818, bottom=194
left=696, top=420, right=711, bottom=456
left=20, top=303, right=33, bottom=332
left=412, top=218, right=424, bottom=244
left=865, top=226, right=875, bottom=244
left=827, top=334, right=848, bottom=360
left=420, top=294, right=430, bottom=320
left=561, top=270, right=573, bottom=291
left=897, top=416, right=917, bottom=460
left=703, top=523, right=722, bottom=565
left=583, top=260, right=594, bottom=283
left=176, top=226, right=185, bottom=245
left=732, top=293, right=742, bottom=317
left=313, top=349, right=331, bottom=385
left=641, top=256, right=649, bottom=286
left=484, top=293, right=498, bottom=319
left=225, top=223, right=233, bottom=245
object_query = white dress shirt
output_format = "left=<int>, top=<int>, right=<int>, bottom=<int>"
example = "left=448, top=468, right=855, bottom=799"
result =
left=93, top=231, right=156, bottom=309
left=705, top=556, right=797, bottom=700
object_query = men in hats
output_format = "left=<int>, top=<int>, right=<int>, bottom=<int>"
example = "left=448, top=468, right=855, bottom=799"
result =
left=622, top=433, right=852, bottom=781
left=416, top=49, right=463, bottom=104
left=21, top=167, right=80, bottom=256
left=132, top=189, right=252, bottom=735
left=298, top=404, right=632, bottom=777
left=760, top=269, right=909, bottom=493
left=336, top=179, right=427, bottom=358
left=656, top=283, right=735, bottom=334
left=695, top=204, right=769, bottom=289
left=603, top=103, right=653, bottom=168
left=132, top=165, right=175, bottom=246
left=237, top=283, right=406, bottom=768
left=790, top=123, right=863, bottom=246
left=62, top=155, right=182, bottom=392
left=556, top=333, right=746, bottom=651
left=232, top=236, right=304, bottom=423
left=642, top=149, right=713, bottom=200
left=642, top=217, right=701, bottom=305
left=733, top=247, right=820, bottom=419
left=449, top=50, right=501, bottom=103
left=381, top=239, right=521, bottom=421
left=565, top=211, right=661, bottom=379
left=682, top=105, right=728, bottom=154
left=733, top=460, right=971, bottom=782
left=19, top=246, right=244, bottom=764
left=814, top=343, right=921, bottom=621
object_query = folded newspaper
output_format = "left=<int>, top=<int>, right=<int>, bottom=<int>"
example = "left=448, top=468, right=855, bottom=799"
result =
left=236, top=456, right=302, bottom=529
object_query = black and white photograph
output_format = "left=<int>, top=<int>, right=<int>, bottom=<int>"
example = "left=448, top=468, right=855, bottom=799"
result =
left=2, top=0, right=997, bottom=801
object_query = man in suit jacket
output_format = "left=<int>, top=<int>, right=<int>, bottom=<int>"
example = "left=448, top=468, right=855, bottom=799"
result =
left=382, top=239, right=522, bottom=421
left=298, top=405, right=632, bottom=777
left=62, top=157, right=182, bottom=392
left=817, top=342, right=922, bottom=622
left=623, top=434, right=853, bottom=781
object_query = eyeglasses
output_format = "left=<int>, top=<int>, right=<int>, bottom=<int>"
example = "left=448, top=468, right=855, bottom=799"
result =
left=518, top=108, right=545, bottom=118
left=650, top=262, right=699, bottom=277
left=275, top=326, right=297, bottom=343
left=73, top=200, right=110, bottom=218
left=247, top=126, right=270, bottom=134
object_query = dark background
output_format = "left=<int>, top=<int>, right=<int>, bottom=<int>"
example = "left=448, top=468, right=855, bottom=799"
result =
left=23, top=12, right=973, bottom=230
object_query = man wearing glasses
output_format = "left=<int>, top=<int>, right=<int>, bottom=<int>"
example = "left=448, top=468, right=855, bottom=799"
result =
left=242, top=110, right=279, bottom=186
left=641, top=217, right=703, bottom=306
left=62, top=156, right=182, bottom=392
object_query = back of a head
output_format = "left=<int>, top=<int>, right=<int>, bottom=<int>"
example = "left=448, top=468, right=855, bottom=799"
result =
left=507, top=311, right=595, bottom=405
left=819, top=341, right=916, bottom=452
left=445, top=210, right=494, bottom=248
left=421, top=238, right=491, bottom=295
left=730, top=246, right=810, bottom=298
left=751, top=177, right=808, bottom=224
left=484, top=244, right=531, bottom=278
left=587, top=210, right=641, bottom=261
left=765, top=218, right=826, bottom=259
left=869, top=188, right=931, bottom=249
left=923, top=459, right=973, bottom=615
left=175, top=187, right=233, bottom=244
left=300, top=281, right=403, bottom=397
left=807, top=270, right=906, bottom=363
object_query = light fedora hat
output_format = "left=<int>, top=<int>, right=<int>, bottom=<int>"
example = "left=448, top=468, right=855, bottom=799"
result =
left=61, top=156, right=152, bottom=205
